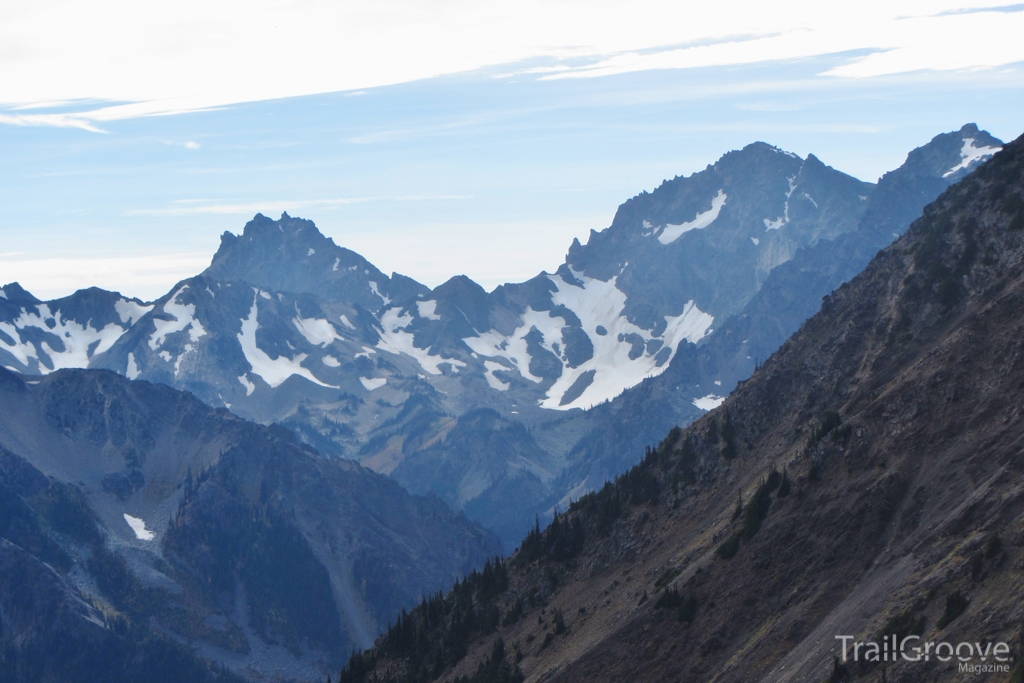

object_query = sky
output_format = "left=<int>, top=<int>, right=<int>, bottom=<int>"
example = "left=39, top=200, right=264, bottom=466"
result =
left=2, top=0, right=1024, bottom=300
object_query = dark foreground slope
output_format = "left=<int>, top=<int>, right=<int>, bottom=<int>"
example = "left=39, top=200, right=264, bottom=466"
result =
left=340, top=132, right=1024, bottom=683
left=0, top=368, right=499, bottom=682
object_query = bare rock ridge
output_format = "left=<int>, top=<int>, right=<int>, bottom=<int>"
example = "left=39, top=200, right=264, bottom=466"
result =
left=0, top=368, right=500, bottom=682
left=340, top=130, right=1024, bottom=682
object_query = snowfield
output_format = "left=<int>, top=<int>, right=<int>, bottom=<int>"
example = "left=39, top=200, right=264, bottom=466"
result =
left=657, top=190, right=727, bottom=244
left=237, top=294, right=336, bottom=389
left=464, top=271, right=713, bottom=410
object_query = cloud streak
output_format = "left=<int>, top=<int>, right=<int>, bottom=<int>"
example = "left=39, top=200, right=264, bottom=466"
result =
left=0, top=112, right=106, bottom=133
left=933, top=3, right=1024, bottom=15
left=125, top=195, right=471, bottom=217
left=0, top=253, right=211, bottom=301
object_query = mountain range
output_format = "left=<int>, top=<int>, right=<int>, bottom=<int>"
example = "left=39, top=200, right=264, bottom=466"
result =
left=0, top=124, right=1002, bottom=548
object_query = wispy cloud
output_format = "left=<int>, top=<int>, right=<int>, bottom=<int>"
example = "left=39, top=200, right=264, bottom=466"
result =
left=516, top=8, right=1024, bottom=82
left=125, top=195, right=471, bottom=217
left=346, top=118, right=486, bottom=145
left=0, top=97, right=230, bottom=133
left=0, top=252, right=211, bottom=301
left=933, top=3, right=1024, bottom=16
left=0, top=112, right=106, bottom=133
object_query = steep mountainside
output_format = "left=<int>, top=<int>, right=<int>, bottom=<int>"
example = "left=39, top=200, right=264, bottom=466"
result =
left=0, top=125, right=1002, bottom=549
left=0, top=458, right=245, bottom=683
left=0, top=368, right=499, bottom=681
left=340, top=130, right=1024, bottom=683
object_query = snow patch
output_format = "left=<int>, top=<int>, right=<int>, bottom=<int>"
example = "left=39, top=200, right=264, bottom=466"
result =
left=764, top=174, right=798, bottom=231
left=237, top=295, right=337, bottom=389
left=376, top=308, right=466, bottom=375
left=307, top=248, right=316, bottom=256
left=159, top=350, right=172, bottom=362
left=332, top=257, right=340, bottom=271
left=322, top=355, right=340, bottom=367
left=174, top=344, right=194, bottom=376
left=115, top=299, right=153, bottom=325
left=293, top=313, right=340, bottom=347
left=658, top=190, right=727, bottom=244
left=259, top=290, right=271, bottom=300
left=238, top=374, right=256, bottom=395
left=123, top=514, right=154, bottom=541
left=750, top=237, right=760, bottom=246
left=0, top=288, right=6, bottom=299
left=339, top=314, right=356, bottom=330
left=693, top=394, right=725, bottom=411
left=368, top=281, right=390, bottom=305
left=360, top=376, right=387, bottom=391
left=483, top=361, right=510, bottom=391
left=126, top=352, right=140, bottom=380
left=416, top=300, right=442, bottom=320
left=149, top=286, right=206, bottom=350
left=943, top=137, right=1002, bottom=178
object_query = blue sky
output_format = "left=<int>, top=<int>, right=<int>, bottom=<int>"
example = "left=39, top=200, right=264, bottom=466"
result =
left=2, top=1, right=1024, bottom=300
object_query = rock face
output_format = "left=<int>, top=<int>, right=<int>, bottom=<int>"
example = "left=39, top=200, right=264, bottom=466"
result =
left=339, top=130, right=1024, bottom=683
left=0, top=367, right=500, bottom=682
left=0, top=125, right=1003, bottom=549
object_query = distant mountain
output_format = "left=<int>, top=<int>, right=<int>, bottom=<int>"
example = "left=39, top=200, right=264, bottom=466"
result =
left=204, top=212, right=430, bottom=310
left=0, top=124, right=1002, bottom=549
left=0, top=367, right=499, bottom=681
left=555, top=123, right=1005, bottom=489
left=338, top=128, right=1024, bottom=683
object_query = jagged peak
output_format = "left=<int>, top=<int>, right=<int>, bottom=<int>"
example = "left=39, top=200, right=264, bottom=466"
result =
left=884, top=123, right=1004, bottom=183
left=234, top=211, right=332, bottom=245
